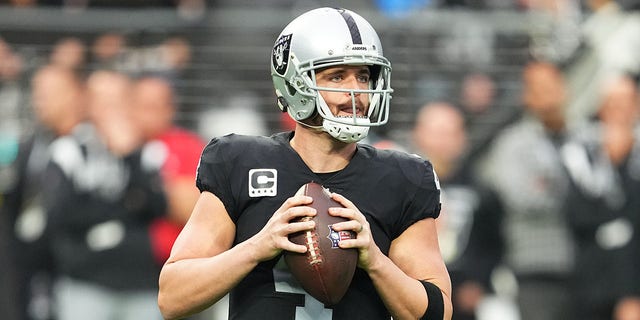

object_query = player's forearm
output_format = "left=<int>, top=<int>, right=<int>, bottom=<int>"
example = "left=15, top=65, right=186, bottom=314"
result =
left=158, top=241, right=259, bottom=320
left=366, top=251, right=452, bottom=320
left=366, top=252, right=429, bottom=319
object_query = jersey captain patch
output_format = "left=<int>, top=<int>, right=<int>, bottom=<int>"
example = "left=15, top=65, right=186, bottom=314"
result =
left=248, top=168, right=278, bottom=197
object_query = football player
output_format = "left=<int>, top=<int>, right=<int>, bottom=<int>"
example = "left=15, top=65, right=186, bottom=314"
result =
left=158, top=7, right=452, bottom=320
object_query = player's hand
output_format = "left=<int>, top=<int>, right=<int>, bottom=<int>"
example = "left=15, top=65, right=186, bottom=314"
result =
left=328, top=192, right=382, bottom=271
left=249, top=195, right=316, bottom=262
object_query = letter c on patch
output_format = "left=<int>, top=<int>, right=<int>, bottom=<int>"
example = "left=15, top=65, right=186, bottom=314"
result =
left=248, top=169, right=278, bottom=197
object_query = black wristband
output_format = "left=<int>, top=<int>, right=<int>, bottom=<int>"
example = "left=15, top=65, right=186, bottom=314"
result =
left=420, top=280, right=444, bottom=320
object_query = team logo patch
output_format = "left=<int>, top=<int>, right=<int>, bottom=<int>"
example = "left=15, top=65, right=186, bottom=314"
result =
left=272, top=34, right=292, bottom=76
left=327, top=225, right=352, bottom=248
left=248, top=169, right=278, bottom=197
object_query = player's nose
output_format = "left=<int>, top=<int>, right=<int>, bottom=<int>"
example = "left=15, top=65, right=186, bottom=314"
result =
left=343, top=76, right=362, bottom=96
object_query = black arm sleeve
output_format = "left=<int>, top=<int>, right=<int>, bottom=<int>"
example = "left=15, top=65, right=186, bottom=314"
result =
left=420, top=280, right=444, bottom=320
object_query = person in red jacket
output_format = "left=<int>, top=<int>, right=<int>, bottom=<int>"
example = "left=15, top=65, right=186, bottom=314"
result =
left=131, top=75, right=205, bottom=264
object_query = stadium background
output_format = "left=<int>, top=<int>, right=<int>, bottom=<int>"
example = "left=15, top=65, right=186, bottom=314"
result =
left=2, top=1, right=640, bottom=320
left=0, top=0, right=562, bottom=145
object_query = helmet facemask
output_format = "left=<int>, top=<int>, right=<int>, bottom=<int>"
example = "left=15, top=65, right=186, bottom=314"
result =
left=280, top=54, right=392, bottom=143
left=309, top=60, right=391, bottom=143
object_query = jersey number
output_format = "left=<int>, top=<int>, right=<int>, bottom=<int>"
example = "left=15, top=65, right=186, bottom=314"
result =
left=273, top=257, right=333, bottom=320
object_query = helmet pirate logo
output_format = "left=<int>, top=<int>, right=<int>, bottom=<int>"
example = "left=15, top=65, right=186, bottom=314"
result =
left=272, top=34, right=292, bottom=76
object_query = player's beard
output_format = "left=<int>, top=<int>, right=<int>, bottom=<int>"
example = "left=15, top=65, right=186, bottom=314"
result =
left=301, top=112, right=324, bottom=129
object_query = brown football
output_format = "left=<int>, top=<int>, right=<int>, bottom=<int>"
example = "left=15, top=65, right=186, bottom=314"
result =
left=284, top=182, right=358, bottom=306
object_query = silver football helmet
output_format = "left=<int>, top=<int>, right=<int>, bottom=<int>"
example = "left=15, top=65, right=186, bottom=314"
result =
left=271, top=7, right=393, bottom=143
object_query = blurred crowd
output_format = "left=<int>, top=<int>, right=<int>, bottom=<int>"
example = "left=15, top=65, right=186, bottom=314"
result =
left=1, top=1, right=640, bottom=320
left=0, top=0, right=207, bottom=20
left=402, top=1, right=640, bottom=320
left=0, top=30, right=210, bottom=320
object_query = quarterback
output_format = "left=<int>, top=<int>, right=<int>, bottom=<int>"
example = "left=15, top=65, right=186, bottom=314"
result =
left=158, top=7, right=452, bottom=320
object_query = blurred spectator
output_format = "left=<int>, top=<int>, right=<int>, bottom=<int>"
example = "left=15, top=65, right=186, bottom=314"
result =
left=363, top=129, right=408, bottom=151
left=564, top=0, right=640, bottom=126
left=49, top=37, right=87, bottom=74
left=129, top=36, right=192, bottom=83
left=175, top=0, right=206, bottom=21
left=197, top=91, right=268, bottom=138
left=412, top=102, right=506, bottom=320
left=89, top=32, right=192, bottom=84
left=615, top=297, right=640, bottom=320
left=43, top=69, right=165, bottom=320
left=415, top=12, right=497, bottom=108
left=130, top=75, right=211, bottom=319
left=85, top=70, right=141, bottom=154
left=130, top=75, right=204, bottom=262
left=89, top=32, right=127, bottom=72
left=561, top=75, right=640, bottom=320
left=527, top=0, right=582, bottom=63
left=479, top=60, right=575, bottom=320
left=1, top=64, right=86, bottom=320
left=436, top=15, right=495, bottom=70
left=156, top=36, right=192, bottom=80
left=413, top=102, right=468, bottom=179
left=0, top=37, right=28, bottom=177
left=459, top=72, right=496, bottom=116
left=0, top=37, right=26, bottom=117
left=457, top=71, right=521, bottom=166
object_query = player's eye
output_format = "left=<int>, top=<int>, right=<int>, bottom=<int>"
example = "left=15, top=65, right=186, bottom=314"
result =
left=329, top=74, right=344, bottom=82
left=357, top=74, right=370, bottom=83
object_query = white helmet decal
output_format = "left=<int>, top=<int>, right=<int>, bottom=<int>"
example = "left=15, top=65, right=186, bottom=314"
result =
left=272, top=34, right=291, bottom=76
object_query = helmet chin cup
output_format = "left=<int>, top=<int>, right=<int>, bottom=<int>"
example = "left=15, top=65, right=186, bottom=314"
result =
left=323, top=118, right=370, bottom=143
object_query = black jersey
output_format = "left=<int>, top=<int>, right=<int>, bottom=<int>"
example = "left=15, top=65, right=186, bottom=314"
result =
left=43, top=124, right=166, bottom=291
left=196, top=132, right=441, bottom=320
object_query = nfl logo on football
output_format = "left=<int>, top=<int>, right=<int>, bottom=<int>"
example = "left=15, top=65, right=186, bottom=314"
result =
left=327, top=225, right=351, bottom=248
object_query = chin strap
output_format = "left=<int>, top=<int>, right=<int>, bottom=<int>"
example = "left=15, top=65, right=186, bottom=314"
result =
left=322, top=118, right=369, bottom=143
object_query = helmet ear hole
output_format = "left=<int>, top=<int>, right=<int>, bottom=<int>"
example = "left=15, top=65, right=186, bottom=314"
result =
left=285, top=81, right=297, bottom=96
